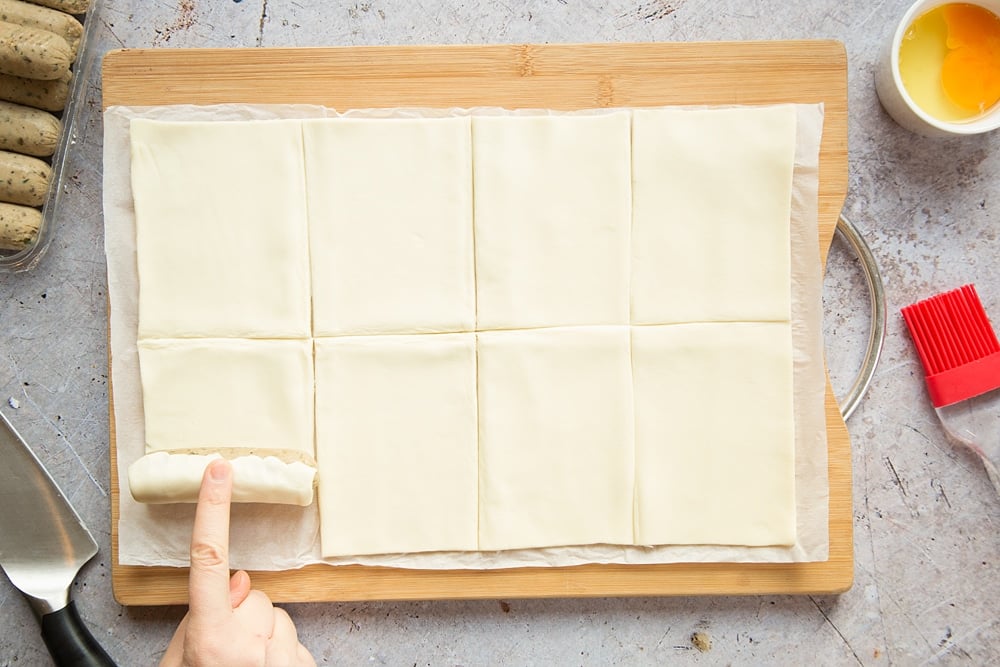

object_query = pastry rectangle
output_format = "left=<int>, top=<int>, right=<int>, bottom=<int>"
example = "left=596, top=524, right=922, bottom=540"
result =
left=477, top=326, right=635, bottom=551
left=137, top=338, right=315, bottom=456
left=130, top=119, right=311, bottom=339
left=630, top=106, right=797, bottom=325
left=631, top=322, right=796, bottom=546
left=304, top=118, right=475, bottom=336
left=315, top=334, right=479, bottom=556
left=472, top=113, right=632, bottom=330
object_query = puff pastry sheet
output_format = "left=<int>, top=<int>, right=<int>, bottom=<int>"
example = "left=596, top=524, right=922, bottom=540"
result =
left=477, top=326, right=635, bottom=551
left=304, top=118, right=475, bottom=336
left=631, top=106, right=797, bottom=325
left=472, top=113, right=632, bottom=330
left=108, top=103, right=825, bottom=567
left=315, top=334, right=479, bottom=557
left=128, top=338, right=317, bottom=505
left=632, top=323, right=796, bottom=546
left=130, top=119, right=311, bottom=339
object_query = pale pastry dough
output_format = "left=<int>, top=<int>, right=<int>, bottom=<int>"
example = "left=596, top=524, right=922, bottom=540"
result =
left=128, top=452, right=316, bottom=506
left=304, top=118, right=475, bottom=336
left=130, top=119, right=311, bottom=339
left=472, top=113, right=631, bottom=330
left=630, top=106, right=797, bottom=325
left=315, top=334, right=478, bottom=556
left=122, top=106, right=806, bottom=551
left=477, top=326, right=634, bottom=551
left=136, top=338, right=314, bottom=455
left=631, top=322, right=796, bottom=546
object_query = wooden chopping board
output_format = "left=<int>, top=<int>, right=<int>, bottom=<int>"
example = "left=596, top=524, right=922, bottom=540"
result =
left=103, top=41, right=851, bottom=604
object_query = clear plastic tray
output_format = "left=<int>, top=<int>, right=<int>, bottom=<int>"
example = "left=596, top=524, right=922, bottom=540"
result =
left=0, top=0, right=104, bottom=273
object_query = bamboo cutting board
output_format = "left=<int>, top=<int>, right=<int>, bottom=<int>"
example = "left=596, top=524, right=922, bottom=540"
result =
left=103, top=42, right=851, bottom=604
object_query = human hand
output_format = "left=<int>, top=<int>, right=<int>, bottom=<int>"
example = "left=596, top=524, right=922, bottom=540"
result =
left=160, top=459, right=316, bottom=667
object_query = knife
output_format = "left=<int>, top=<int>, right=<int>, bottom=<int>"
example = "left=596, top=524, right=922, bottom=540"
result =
left=0, top=411, right=116, bottom=667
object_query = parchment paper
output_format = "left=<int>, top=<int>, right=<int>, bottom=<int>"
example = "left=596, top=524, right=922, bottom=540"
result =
left=105, top=103, right=828, bottom=570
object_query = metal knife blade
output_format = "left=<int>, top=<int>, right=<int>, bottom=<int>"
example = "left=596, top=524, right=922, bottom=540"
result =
left=0, top=411, right=115, bottom=666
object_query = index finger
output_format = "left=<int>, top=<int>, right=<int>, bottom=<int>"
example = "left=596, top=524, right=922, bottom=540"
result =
left=187, top=458, right=234, bottom=622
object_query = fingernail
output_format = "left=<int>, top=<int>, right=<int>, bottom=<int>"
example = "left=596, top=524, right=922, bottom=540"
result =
left=208, top=459, right=230, bottom=481
left=229, top=569, right=246, bottom=588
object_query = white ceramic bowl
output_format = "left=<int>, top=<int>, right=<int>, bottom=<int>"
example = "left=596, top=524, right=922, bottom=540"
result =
left=875, top=0, right=1000, bottom=137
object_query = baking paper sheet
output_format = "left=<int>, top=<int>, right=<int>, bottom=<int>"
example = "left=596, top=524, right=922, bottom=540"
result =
left=104, top=103, right=828, bottom=570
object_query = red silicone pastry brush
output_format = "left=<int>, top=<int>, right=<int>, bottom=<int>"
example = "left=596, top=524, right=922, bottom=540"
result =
left=902, top=284, right=1000, bottom=495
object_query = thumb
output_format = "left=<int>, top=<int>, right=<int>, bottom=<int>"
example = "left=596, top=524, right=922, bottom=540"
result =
left=229, top=570, right=252, bottom=608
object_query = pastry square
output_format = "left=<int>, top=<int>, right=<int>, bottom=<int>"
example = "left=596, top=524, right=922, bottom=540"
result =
left=631, top=322, right=796, bottom=546
left=304, top=118, right=475, bottom=336
left=472, top=113, right=631, bottom=330
left=631, top=106, right=797, bottom=325
left=477, top=326, right=634, bottom=551
left=130, top=119, right=311, bottom=339
left=137, top=338, right=314, bottom=455
left=315, top=334, right=479, bottom=556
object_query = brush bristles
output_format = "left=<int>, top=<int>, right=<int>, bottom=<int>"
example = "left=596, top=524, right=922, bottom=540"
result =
left=902, top=284, right=1000, bottom=376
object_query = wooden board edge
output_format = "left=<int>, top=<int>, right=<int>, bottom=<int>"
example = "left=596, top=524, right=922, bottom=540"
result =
left=101, top=41, right=849, bottom=111
left=101, top=40, right=848, bottom=78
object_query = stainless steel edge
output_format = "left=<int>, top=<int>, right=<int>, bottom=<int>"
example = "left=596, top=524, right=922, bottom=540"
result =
left=0, top=411, right=99, bottom=616
left=834, top=214, right=887, bottom=421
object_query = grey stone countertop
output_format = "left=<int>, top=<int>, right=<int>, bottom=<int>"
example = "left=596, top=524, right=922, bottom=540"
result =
left=1, top=1, right=998, bottom=665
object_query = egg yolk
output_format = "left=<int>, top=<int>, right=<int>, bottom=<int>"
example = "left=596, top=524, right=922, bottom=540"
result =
left=940, top=4, right=1000, bottom=113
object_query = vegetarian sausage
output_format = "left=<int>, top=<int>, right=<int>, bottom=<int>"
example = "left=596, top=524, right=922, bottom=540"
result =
left=0, top=99, right=61, bottom=156
left=0, top=0, right=83, bottom=55
left=0, top=70, right=70, bottom=111
left=0, top=200, right=40, bottom=251
left=0, top=20, right=72, bottom=80
left=0, top=149, right=50, bottom=206
left=20, top=0, right=90, bottom=14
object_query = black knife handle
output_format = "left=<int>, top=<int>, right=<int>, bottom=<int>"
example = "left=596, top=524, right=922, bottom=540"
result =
left=40, top=601, right=117, bottom=667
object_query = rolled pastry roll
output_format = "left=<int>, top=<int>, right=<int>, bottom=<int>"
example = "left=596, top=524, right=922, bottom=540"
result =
left=128, top=450, right=317, bottom=506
